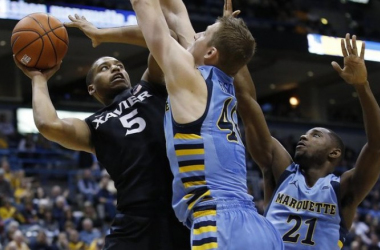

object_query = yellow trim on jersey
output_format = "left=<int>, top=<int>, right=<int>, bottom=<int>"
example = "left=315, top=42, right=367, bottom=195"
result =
left=176, top=149, right=205, bottom=156
left=184, top=193, right=193, bottom=199
left=192, top=242, right=218, bottom=250
left=193, top=226, right=217, bottom=235
left=338, top=240, right=343, bottom=249
left=193, top=209, right=216, bottom=219
left=183, top=181, right=206, bottom=188
left=188, top=190, right=211, bottom=210
left=174, top=133, right=202, bottom=140
left=179, top=165, right=205, bottom=173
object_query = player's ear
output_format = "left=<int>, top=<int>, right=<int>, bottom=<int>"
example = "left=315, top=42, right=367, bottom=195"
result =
left=88, top=84, right=95, bottom=95
left=329, top=148, right=341, bottom=160
left=204, top=47, right=218, bottom=63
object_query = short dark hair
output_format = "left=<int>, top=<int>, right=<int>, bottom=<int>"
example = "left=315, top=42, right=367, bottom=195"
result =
left=328, top=129, right=345, bottom=163
left=208, top=16, right=256, bottom=75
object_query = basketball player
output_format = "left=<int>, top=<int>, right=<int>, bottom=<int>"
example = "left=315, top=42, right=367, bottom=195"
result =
left=13, top=23, right=190, bottom=250
left=129, top=0, right=283, bottom=248
left=236, top=34, right=380, bottom=249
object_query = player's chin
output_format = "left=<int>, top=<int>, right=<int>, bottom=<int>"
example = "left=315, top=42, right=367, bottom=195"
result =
left=111, top=80, right=130, bottom=89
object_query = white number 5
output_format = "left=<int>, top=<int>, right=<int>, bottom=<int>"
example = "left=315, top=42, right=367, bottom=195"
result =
left=119, top=109, right=146, bottom=136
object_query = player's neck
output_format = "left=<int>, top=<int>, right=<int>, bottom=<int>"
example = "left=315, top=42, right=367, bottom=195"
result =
left=301, top=165, right=331, bottom=187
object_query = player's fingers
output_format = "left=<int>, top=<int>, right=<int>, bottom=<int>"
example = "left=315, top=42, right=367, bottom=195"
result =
left=345, top=33, right=353, bottom=55
left=232, top=10, right=241, bottom=17
left=68, top=15, right=75, bottom=21
left=352, top=35, right=357, bottom=55
left=360, top=41, right=366, bottom=59
left=63, top=22, right=75, bottom=27
left=75, top=13, right=80, bottom=19
left=331, top=61, right=343, bottom=74
left=341, top=38, right=348, bottom=57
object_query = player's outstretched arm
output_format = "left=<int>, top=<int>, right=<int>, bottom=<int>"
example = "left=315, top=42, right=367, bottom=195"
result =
left=130, top=0, right=206, bottom=124
left=336, top=34, right=380, bottom=217
left=65, top=14, right=147, bottom=48
left=14, top=57, right=93, bottom=154
left=159, top=0, right=195, bottom=49
left=225, top=0, right=291, bottom=185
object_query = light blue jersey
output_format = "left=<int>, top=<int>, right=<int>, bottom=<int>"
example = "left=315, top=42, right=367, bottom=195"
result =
left=265, top=163, right=348, bottom=249
left=164, top=65, right=252, bottom=224
left=165, top=66, right=283, bottom=249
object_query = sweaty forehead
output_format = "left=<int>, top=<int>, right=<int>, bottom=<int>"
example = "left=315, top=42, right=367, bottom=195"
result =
left=94, top=57, right=120, bottom=67
left=307, top=127, right=330, bottom=135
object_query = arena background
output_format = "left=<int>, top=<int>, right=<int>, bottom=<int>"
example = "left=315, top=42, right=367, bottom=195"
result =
left=0, top=0, right=378, bottom=249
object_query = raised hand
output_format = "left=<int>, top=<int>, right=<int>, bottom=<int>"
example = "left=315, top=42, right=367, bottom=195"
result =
left=331, top=33, right=367, bottom=85
left=65, top=14, right=101, bottom=47
left=223, top=0, right=241, bottom=17
left=13, top=55, right=61, bottom=81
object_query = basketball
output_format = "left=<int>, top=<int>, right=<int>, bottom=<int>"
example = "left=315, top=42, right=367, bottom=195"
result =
left=11, top=13, right=69, bottom=70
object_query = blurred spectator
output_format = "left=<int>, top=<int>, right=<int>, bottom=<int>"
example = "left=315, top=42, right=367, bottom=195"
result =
left=2, top=157, right=15, bottom=184
left=18, top=134, right=36, bottom=152
left=39, top=210, right=59, bottom=234
left=53, top=232, right=69, bottom=250
left=52, top=196, right=67, bottom=231
left=0, top=169, right=13, bottom=198
left=0, top=198, right=22, bottom=223
left=68, top=229, right=85, bottom=250
left=19, top=198, right=38, bottom=225
left=78, top=218, right=101, bottom=246
left=29, top=230, right=53, bottom=250
left=95, top=176, right=116, bottom=221
left=3, top=221, right=19, bottom=247
left=77, top=202, right=102, bottom=231
left=0, top=113, right=15, bottom=137
left=87, top=237, right=104, bottom=250
left=368, top=233, right=380, bottom=250
left=0, top=132, right=9, bottom=149
left=5, top=230, right=29, bottom=250
left=77, top=169, right=98, bottom=203
left=14, top=179, right=32, bottom=204
left=50, top=186, right=69, bottom=205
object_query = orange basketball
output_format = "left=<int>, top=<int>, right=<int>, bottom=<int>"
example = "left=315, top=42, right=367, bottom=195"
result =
left=11, top=13, right=69, bottom=70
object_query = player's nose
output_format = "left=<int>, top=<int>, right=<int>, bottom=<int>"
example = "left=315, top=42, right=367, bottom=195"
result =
left=110, top=65, right=120, bottom=72
left=299, top=135, right=307, bottom=141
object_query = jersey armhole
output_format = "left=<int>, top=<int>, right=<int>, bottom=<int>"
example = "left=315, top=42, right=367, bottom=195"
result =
left=264, top=163, right=296, bottom=216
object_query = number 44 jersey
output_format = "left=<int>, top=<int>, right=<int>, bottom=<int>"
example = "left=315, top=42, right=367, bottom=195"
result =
left=85, top=80, right=174, bottom=213
left=164, top=65, right=253, bottom=225
left=265, top=163, right=348, bottom=250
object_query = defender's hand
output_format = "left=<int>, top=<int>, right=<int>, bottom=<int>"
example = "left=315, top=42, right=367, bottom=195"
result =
left=65, top=14, right=101, bottom=48
left=331, top=33, right=367, bottom=85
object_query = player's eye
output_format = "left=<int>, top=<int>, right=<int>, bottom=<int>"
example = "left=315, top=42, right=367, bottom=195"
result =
left=117, top=64, right=124, bottom=69
left=313, top=134, right=320, bottom=138
left=100, top=66, right=108, bottom=71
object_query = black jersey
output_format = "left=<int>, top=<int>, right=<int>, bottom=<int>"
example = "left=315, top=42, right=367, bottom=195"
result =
left=85, top=80, right=173, bottom=213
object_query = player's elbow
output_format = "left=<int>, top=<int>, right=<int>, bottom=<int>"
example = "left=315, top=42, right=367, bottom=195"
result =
left=35, top=120, right=59, bottom=137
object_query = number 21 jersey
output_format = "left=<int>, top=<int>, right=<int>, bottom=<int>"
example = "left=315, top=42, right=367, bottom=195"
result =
left=265, top=163, right=348, bottom=249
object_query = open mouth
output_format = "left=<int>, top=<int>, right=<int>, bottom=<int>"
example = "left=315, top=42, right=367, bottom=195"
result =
left=296, top=142, right=306, bottom=148
left=111, top=73, right=124, bottom=82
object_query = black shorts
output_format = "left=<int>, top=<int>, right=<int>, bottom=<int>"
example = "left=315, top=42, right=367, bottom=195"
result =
left=104, top=212, right=190, bottom=250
